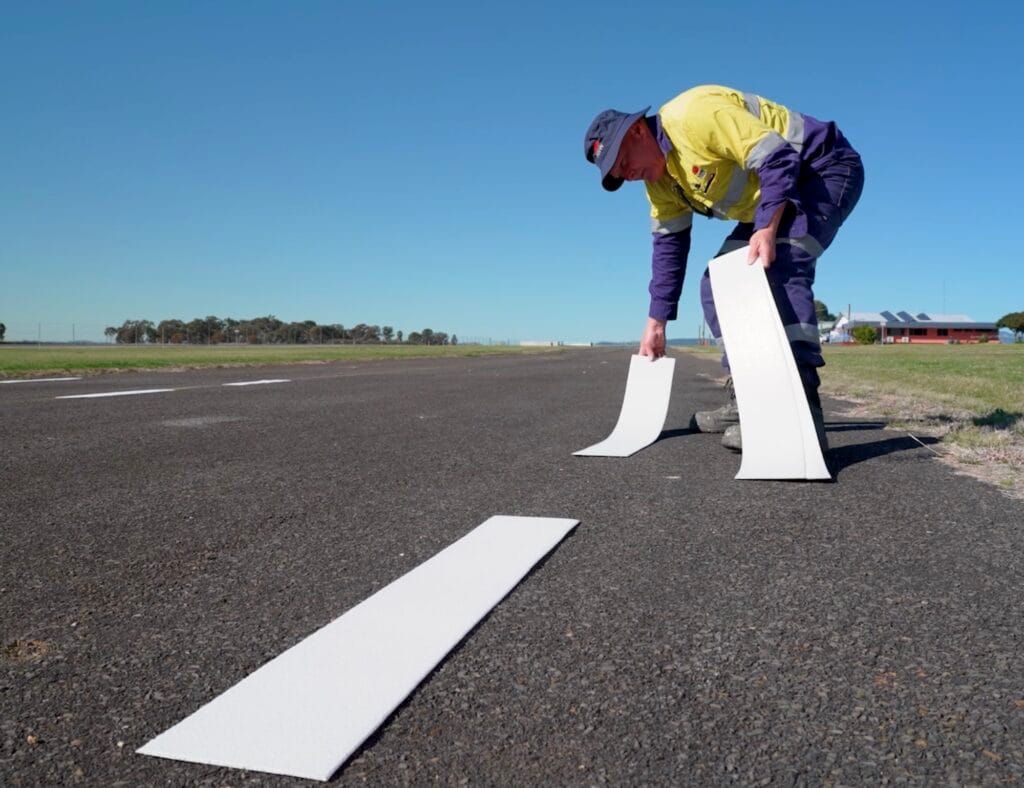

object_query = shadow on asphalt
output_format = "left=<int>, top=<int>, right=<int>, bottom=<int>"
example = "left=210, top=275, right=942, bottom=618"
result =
left=638, top=423, right=936, bottom=483
left=653, top=426, right=698, bottom=443
left=831, top=433, right=940, bottom=475
left=825, top=421, right=886, bottom=433
left=328, top=525, right=582, bottom=781
left=653, top=422, right=886, bottom=446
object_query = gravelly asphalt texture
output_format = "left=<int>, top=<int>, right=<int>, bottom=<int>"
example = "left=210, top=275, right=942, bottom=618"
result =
left=2, top=348, right=1022, bottom=787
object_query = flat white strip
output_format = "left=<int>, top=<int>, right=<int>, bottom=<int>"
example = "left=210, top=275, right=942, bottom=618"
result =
left=708, top=247, right=829, bottom=479
left=56, top=388, right=176, bottom=400
left=574, top=354, right=675, bottom=457
left=137, top=515, right=579, bottom=781
left=222, top=379, right=291, bottom=386
left=1, top=376, right=83, bottom=384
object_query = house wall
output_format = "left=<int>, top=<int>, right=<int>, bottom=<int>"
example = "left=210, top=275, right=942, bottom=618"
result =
left=877, top=326, right=998, bottom=344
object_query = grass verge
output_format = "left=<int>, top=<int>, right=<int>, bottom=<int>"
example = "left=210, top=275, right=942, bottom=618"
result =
left=0, top=343, right=562, bottom=377
left=820, top=344, right=1024, bottom=500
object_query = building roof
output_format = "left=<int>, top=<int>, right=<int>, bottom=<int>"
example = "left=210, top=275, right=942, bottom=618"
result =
left=834, top=311, right=996, bottom=330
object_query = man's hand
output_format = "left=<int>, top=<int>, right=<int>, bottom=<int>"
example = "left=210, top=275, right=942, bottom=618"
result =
left=639, top=317, right=667, bottom=360
left=747, top=203, right=787, bottom=268
left=747, top=227, right=777, bottom=268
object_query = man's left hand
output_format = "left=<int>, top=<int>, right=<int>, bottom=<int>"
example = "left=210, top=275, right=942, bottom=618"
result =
left=747, top=227, right=777, bottom=269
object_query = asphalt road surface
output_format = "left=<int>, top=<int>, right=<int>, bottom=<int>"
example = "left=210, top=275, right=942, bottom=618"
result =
left=2, top=348, right=1022, bottom=786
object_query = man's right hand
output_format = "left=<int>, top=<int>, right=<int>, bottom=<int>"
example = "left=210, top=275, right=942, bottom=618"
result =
left=639, top=317, right=667, bottom=360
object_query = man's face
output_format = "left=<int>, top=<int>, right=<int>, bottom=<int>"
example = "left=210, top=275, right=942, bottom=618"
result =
left=609, top=120, right=667, bottom=183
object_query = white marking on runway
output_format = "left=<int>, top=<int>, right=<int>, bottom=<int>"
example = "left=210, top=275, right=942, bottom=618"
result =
left=137, top=515, right=579, bottom=781
left=1, top=377, right=83, bottom=384
left=222, top=379, right=291, bottom=386
left=709, top=246, right=830, bottom=480
left=56, top=389, right=177, bottom=400
left=574, top=354, right=675, bottom=457
left=161, top=416, right=246, bottom=428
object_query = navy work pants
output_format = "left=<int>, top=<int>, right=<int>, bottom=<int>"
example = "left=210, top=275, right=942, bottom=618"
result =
left=699, top=146, right=865, bottom=389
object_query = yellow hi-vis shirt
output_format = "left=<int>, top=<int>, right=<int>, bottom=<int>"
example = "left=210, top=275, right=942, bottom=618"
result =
left=644, top=85, right=807, bottom=235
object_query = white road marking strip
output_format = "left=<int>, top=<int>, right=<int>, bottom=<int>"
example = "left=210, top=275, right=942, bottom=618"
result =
left=222, top=379, right=291, bottom=386
left=709, top=247, right=830, bottom=480
left=1, top=377, right=83, bottom=384
left=137, top=515, right=579, bottom=781
left=574, top=354, right=675, bottom=457
left=56, top=388, right=177, bottom=400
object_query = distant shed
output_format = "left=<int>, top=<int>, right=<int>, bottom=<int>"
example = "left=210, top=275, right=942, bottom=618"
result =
left=830, top=311, right=998, bottom=344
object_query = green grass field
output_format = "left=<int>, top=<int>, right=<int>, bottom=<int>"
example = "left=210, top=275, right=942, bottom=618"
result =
left=819, top=343, right=1023, bottom=416
left=819, top=344, right=1023, bottom=495
left=678, top=342, right=1023, bottom=415
left=0, top=343, right=559, bottom=377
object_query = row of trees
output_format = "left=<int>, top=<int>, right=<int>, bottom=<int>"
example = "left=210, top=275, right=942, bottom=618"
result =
left=814, top=300, right=837, bottom=322
left=103, top=316, right=456, bottom=346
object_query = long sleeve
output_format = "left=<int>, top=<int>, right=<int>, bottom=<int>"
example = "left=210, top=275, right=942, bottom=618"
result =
left=751, top=142, right=801, bottom=231
left=649, top=227, right=691, bottom=321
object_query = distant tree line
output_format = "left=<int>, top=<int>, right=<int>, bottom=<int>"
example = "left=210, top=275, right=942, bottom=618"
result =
left=103, top=316, right=456, bottom=346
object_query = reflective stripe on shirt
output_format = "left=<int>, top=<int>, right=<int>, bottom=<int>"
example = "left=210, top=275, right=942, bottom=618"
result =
left=711, top=166, right=753, bottom=218
left=651, top=213, right=693, bottom=234
left=742, top=92, right=760, bottom=118
left=745, top=131, right=787, bottom=170
left=785, top=111, right=806, bottom=153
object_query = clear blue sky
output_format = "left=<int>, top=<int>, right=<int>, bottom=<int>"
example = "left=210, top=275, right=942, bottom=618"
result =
left=2, top=1, right=1020, bottom=343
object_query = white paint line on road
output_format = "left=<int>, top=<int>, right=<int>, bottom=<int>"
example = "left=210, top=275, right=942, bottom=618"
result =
left=56, top=388, right=177, bottom=400
left=574, top=354, right=676, bottom=457
left=161, top=416, right=246, bottom=428
left=138, top=515, right=579, bottom=781
left=222, top=379, right=291, bottom=386
left=709, top=246, right=830, bottom=480
left=1, top=377, right=83, bottom=384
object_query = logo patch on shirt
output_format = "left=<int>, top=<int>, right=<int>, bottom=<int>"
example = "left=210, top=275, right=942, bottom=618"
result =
left=690, top=165, right=715, bottom=193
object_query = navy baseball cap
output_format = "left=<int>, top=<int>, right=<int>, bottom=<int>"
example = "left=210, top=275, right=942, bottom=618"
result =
left=584, top=106, right=649, bottom=191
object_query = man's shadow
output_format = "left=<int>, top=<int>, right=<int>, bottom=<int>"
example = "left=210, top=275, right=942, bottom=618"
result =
left=655, top=426, right=698, bottom=442
left=654, top=419, right=941, bottom=475
left=655, top=419, right=889, bottom=445
left=828, top=431, right=940, bottom=473
left=828, top=409, right=1021, bottom=473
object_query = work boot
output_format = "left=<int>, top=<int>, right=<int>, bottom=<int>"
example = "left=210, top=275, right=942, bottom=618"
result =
left=721, top=423, right=742, bottom=451
left=720, top=404, right=823, bottom=457
left=690, top=377, right=739, bottom=433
